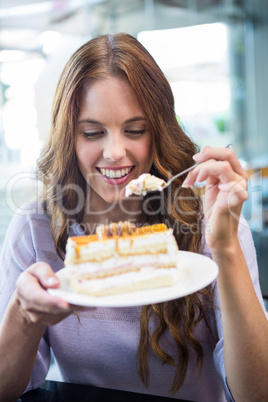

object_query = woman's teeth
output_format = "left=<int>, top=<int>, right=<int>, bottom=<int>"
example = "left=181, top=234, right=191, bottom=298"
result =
left=100, top=167, right=131, bottom=179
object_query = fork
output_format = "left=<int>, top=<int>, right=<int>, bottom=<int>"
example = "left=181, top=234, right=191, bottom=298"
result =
left=156, top=143, right=233, bottom=191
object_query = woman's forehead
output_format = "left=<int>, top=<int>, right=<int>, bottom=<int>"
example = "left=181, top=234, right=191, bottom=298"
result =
left=78, top=77, right=145, bottom=119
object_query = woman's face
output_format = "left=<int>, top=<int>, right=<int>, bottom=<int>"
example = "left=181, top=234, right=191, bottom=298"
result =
left=75, top=77, right=153, bottom=205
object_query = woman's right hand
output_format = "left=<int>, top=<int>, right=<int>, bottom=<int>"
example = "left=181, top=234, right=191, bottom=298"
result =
left=15, top=262, right=73, bottom=327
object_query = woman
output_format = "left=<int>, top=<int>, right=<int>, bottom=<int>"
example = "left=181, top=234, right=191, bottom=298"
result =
left=0, top=33, right=267, bottom=402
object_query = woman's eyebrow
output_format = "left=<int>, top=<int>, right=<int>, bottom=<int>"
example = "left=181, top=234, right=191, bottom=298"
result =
left=77, top=117, right=147, bottom=125
left=77, top=119, right=102, bottom=125
left=124, top=117, right=147, bottom=124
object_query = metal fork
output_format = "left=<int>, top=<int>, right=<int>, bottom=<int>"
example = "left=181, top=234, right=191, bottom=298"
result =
left=155, top=143, right=233, bottom=191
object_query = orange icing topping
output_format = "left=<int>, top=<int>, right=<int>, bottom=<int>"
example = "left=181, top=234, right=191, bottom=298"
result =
left=69, top=223, right=168, bottom=247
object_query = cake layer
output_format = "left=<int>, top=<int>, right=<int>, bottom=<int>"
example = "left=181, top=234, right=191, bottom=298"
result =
left=66, top=250, right=177, bottom=280
left=70, top=267, right=179, bottom=297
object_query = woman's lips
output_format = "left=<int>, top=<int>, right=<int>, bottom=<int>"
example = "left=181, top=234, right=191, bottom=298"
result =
left=97, top=166, right=135, bottom=185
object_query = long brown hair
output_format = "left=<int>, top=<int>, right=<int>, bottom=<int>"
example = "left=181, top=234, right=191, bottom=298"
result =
left=37, top=32, right=214, bottom=392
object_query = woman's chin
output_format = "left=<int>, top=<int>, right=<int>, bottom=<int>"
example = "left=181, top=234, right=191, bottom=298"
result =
left=98, top=192, right=127, bottom=205
left=89, top=187, right=143, bottom=215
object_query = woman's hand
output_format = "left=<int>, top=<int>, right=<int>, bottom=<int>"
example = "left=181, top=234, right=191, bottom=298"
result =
left=182, top=146, right=248, bottom=250
left=15, top=262, right=74, bottom=327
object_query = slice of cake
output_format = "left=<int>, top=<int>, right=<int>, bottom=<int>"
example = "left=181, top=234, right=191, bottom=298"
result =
left=125, top=173, right=166, bottom=197
left=65, top=222, right=179, bottom=297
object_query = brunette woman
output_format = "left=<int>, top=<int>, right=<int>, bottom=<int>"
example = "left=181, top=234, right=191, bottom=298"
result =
left=0, top=33, right=267, bottom=401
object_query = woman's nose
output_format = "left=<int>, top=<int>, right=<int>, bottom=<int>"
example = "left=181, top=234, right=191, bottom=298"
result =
left=103, top=133, right=127, bottom=162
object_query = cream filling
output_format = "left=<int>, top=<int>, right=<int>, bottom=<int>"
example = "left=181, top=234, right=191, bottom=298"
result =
left=66, top=251, right=178, bottom=275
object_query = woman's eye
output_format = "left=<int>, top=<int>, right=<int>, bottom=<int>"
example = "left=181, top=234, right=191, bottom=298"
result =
left=83, top=131, right=104, bottom=139
left=125, top=129, right=146, bottom=135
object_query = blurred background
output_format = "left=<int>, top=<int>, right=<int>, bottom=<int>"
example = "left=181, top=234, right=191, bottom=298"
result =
left=0, top=1, right=267, bottom=295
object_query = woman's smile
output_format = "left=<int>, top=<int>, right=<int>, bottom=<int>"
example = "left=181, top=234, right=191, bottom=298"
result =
left=97, top=166, right=134, bottom=182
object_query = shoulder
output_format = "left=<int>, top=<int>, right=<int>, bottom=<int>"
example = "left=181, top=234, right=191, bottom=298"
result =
left=10, top=199, right=50, bottom=227
left=2, top=199, right=61, bottom=268
left=5, top=200, right=51, bottom=247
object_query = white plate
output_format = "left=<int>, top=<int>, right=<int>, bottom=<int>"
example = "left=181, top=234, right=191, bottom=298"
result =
left=48, top=251, right=218, bottom=307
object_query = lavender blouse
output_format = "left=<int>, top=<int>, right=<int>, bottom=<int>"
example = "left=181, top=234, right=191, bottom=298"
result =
left=0, top=202, right=267, bottom=401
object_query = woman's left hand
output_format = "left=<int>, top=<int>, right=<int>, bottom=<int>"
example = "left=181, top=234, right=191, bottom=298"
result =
left=182, top=146, right=248, bottom=250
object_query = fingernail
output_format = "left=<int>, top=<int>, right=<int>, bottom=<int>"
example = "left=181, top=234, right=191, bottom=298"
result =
left=193, top=153, right=201, bottom=161
left=182, top=180, right=190, bottom=188
left=47, top=277, right=59, bottom=285
left=56, top=302, right=69, bottom=310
